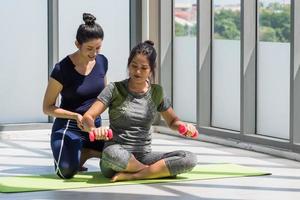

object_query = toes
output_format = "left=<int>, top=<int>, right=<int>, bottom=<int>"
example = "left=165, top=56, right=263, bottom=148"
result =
left=111, top=173, right=119, bottom=182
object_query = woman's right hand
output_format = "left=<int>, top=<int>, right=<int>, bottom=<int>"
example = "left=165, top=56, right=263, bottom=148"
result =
left=90, top=127, right=111, bottom=140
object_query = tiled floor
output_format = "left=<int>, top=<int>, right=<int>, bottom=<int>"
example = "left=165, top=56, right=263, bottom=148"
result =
left=1, top=129, right=300, bottom=200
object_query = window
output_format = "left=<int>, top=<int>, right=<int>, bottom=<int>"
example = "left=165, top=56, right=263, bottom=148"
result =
left=212, top=0, right=241, bottom=131
left=173, top=0, right=197, bottom=123
left=0, top=0, right=48, bottom=123
left=257, top=0, right=291, bottom=139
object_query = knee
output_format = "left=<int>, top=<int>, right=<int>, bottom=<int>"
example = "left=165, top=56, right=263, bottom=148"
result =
left=166, top=151, right=198, bottom=176
left=102, top=146, right=119, bottom=165
left=101, top=145, right=130, bottom=171
left=55, top=163, right=78, bottom=179
left=56, top=167, right=77, bottom=179
left=100, top=160, right=116, bottom=178
left=185, top=151, right=198, bottom=170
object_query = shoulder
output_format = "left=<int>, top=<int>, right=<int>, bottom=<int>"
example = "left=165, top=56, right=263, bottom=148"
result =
left=107, top=82, right=116, bottom=90
left=54, top=56, right=72, bottom=71
left=151, top=83, right=163, bottom=95
left=102, top=79, right=127, bottom=93
left=96, top=54, right=108, bottom=72
left=106, top=80, right=128, bottom=106
left=98, top=80, right=127, bottom=101
left=150, top=83, right=164, bottom=106
left=113, top=79, right=128, bottom=91
left=96, top=54, right=108, bottom=64
left=101, top=79, right=129, bottom=97
left=114, top=79, right=127, bottom=87
left=151, top=83, right=163, bottom=90
left=51, top=56, right=73, bottom=77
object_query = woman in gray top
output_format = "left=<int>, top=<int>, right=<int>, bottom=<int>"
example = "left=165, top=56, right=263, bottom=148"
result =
left=82, top=40, right=198, bottom=182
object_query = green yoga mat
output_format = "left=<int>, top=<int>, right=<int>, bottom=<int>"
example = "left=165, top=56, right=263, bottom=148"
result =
left=0, top=163, right=270, bottom=193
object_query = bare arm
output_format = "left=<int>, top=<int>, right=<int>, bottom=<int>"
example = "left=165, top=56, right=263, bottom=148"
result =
left=160, top=107, right=181, bottom=131
left=42, top=78, right=80, bottom=120
left=82, top=100, right=107, bottom=132
left=160, top=107, right=197, bottom=136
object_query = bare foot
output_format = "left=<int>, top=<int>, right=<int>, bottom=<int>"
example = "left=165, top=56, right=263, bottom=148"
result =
left=111, top=172, right=134, bottom=182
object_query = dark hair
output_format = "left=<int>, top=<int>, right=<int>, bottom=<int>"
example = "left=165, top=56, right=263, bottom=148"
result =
left=127, top=40, right=157, bottom=80
left=76, top=13, right=104, bottom=44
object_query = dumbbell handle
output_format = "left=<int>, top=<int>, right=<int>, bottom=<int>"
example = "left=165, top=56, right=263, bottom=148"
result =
left=178, top=124, right=198, bottom=138
left=89, top=129, right=113, bottom=142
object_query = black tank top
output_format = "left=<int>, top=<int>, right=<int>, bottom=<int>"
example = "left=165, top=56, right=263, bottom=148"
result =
left=50, top=54, right=108, bottom=115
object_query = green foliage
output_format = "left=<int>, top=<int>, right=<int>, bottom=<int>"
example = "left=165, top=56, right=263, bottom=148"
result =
left=260, top=26, right=277, bottom=42
left=259, top=3, right=290, bottom=42
left=175, top=22, right=188, bottom=36
left=174, top=2, right=290, bottom=43
left=213, top=2, right=290, bottom=42
left=214, top=10, right=240, bottom=40
left=175, top=22, right=196, bottom=37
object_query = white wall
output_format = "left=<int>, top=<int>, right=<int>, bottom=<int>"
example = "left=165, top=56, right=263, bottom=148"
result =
left=0, top=0, right=48, bottom=123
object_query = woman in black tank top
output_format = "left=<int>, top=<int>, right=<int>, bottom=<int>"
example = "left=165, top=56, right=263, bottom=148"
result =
left=43, top=13, right=108, bottom=179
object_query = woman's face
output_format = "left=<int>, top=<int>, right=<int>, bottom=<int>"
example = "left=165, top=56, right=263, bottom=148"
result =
left=128, top=54, right=151, bottom=83
left=76, top=38, right=102, bottom=61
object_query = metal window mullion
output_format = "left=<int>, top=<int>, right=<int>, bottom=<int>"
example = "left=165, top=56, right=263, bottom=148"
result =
left=197, top=0, right=211, bottom=127
left=159, top=0, right=172, bottom=100
left=292, top=0, right=300, bottom=147
left=130, top=0, right=142, bottom=50
left=48, top=0, right=59, bottom=123
left=241, top=0, right=256, bottom=137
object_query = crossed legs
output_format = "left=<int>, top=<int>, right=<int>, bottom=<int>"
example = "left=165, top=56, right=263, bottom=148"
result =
left=100, top=144, right=197, bottom=182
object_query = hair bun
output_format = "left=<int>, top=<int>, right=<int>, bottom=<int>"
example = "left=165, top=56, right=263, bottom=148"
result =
left=144, top=40, right=154, bottom=46
left=83, top=13, right=96, bottom=26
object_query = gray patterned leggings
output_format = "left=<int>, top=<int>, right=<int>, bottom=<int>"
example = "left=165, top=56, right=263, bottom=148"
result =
left=100, top=144, right=198, bottom=178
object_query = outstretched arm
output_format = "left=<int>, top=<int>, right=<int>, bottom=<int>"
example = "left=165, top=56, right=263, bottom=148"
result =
left=82, top=100, right=107, bottom=132
left=160, top=107, right=181, bottom=131
left=161, top=107, right=198, bottom=137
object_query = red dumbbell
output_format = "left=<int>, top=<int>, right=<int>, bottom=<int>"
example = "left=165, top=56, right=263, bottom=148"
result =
left=89, top=129, right=113, bottom=142
left=178, top=124, right=198, bottom=138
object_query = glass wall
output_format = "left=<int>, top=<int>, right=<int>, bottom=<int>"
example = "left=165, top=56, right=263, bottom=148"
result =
left=173, top=0, right=197, bottom=123
left=161, top=0, right=299, bottom=152
left=212, top=0, right=241, bottom=131
left=257, top=0, right=291, bottom=139
left=0, top=0, right=48, bottom=123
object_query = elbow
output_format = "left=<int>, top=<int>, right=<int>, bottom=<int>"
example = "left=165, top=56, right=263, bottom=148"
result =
left=42, top=106, right=49, bottom=115
left=42, top=104, right=51, bottom=116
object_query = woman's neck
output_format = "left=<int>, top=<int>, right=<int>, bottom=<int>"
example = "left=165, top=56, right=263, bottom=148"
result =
left=128, top=79, right=149, bottom=93
left=71, top=51, right=90, bottom=68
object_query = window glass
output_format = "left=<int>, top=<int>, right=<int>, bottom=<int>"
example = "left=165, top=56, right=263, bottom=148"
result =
left=257, top=0, right=291, bottom=139
left=173, top=0, right=197, bottom=123
left=212, top=0, right=241, bottom=130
